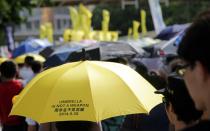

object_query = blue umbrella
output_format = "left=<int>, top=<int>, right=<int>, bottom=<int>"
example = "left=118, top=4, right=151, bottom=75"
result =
left=12, top=38, right=52, bottom=58
left=44, top=45, right=82, bottom=68
left=156, top=24, right=189, bottom=40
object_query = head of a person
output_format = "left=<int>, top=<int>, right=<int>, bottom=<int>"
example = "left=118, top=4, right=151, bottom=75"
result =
left=31, top=61, right=43, bottom=74
left=156, top=74, right=202, bottom=127
left=147, top=72, right=167, bottom=90
left=0, top=60, right=18, bottom=79
left=133, top=61, right=148, bottom=79
left=55, top=121, right=99, bottom=131
left=177, top=9, right=210, bottom=111
left=24, top=56, right=34, bottom=66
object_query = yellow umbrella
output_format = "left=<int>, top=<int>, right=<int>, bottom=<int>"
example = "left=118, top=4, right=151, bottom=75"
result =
left=10, top=61, right=161, bottom=123
left=0, top=57, right=8, bottom=64
left=14, top=53, right=46, bottom=64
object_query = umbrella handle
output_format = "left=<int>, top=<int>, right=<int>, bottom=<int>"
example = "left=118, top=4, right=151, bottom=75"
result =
left=98, top=122, right=103, bottom=131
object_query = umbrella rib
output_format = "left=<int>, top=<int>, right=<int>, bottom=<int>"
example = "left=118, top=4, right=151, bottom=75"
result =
left=118, top=75, right=149, bottom=113
left=38, top=67, right=69, bottom=122
left=12, top=67, right=59, bottom=123
left=113, top=72, right=148, bottom=113
left=84, top=62, right=99, bottom=122
left=92, top=62, right=149, bottom=113
left=39, top=62, right=86, bottom=122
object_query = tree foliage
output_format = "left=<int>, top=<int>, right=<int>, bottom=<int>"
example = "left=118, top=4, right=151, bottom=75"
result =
left=162, top=0, right=210, bottom=25
left=0, top=0, right=51, bottom=46
left=92, top=0, right=210, bottom=36
left=0, top=0, right=51, bottom=26
left=92, top=1, right=154, bottom=36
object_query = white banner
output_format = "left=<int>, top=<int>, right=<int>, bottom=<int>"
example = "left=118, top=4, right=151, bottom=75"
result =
left=148, top=0, right=166, bottom=34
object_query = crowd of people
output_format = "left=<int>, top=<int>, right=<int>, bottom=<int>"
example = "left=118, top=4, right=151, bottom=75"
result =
left=0, top=8, right=210, bottom=131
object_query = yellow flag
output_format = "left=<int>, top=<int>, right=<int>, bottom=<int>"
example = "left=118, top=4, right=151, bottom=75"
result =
left=133, top=21, right=140, bottom=40
left=40, top=24, right=47, bottom=39
left=102, top=9, right=110, bottom=32
left=69, top=7, right=79, bottom=30
left=141, top=10, right=147, bottom=36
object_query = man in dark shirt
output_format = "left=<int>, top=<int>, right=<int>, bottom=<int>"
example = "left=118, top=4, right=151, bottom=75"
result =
left=0, top=61, right=25, bottom=131
left=177, top=9, right=210, bottom=130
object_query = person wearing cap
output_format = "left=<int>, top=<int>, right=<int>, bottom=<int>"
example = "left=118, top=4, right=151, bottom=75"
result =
left=156, top=74, right=202, bottom=131
left=177, top=9, right=210, bottom=130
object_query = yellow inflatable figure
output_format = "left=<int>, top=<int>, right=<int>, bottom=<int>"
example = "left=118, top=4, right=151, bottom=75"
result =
left=69, top=7, right=80, bottom=30
left=141, top=10, right=147, bottom=36
left=63, top=29, right=72, bottom=42
left=45, top=22, right=54, bottom=43
left=79, top=4, right=92, bottom=39
left=133, top=21, right=140, bottom=40
left=128, top=27, right=132, bottom=39
left=40, top=24, right=47, bottom=39
left=102, top=9, right=110, bottom=32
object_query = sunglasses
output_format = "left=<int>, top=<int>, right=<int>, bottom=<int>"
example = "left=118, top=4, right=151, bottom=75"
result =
left=176, top=63, right=190, bottom=77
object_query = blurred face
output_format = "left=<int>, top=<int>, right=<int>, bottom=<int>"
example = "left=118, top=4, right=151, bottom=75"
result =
left=181, top=61, right=206, bottom=111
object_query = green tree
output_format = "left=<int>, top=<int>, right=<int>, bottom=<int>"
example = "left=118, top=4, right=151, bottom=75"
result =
left=162, top=0, right=210, bottom=25
left=0, top=0, right=51, bottom=48
left=92, top=1, right=154, bottom=36
left=92, top=0, right=210, bottom=36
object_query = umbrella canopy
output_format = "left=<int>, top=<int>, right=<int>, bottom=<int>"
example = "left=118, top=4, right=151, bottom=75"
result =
left=66, top=46, right=100, bottom=62
left=44, top=45, right=82, bottom=68
left=39, top=46, right=55, bottom=58
left=11, top=61, right=161, bottom=123
left=132, top=57, right=163, bottom=71
left=155, top=24, right=190, bottom=40
left=12, top=38, right=52, bottom=58
left=14, top=53, right=46, bottom=64
left=98, top=41, right=137, bottom=60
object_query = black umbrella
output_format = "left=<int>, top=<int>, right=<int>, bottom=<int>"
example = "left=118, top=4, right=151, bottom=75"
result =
left=98, top=41, right=138, bottom=60
left=66, top=45, right=100, bottom=62
left=44, top=45, right=82, bottom=68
